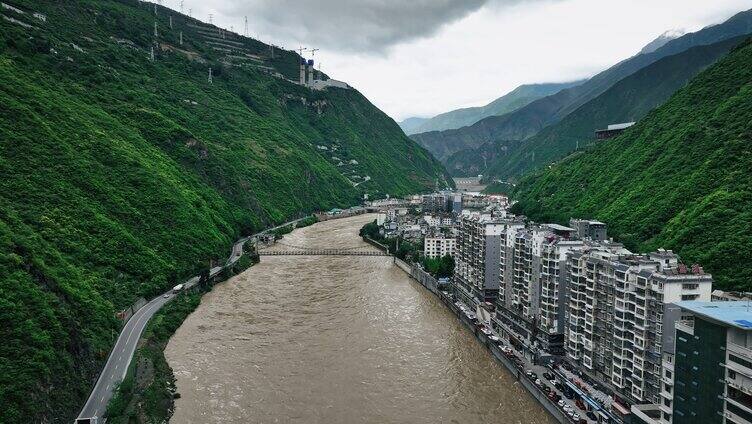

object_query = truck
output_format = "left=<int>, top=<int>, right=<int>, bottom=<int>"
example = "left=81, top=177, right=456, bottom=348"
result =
left=172, top=283, right=184, bottom=293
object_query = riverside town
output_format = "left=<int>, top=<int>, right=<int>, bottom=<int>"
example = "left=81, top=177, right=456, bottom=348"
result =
left=4, top=2, right=752, bottom=424
left=360, top=190, right=752, bottom=424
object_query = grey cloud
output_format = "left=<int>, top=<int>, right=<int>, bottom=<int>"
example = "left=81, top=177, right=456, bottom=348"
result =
left=216, top=0, right=537, bottom=53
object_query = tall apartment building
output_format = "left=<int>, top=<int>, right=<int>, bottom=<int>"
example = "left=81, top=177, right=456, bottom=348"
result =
left=566, top=248, right=713, bottom=406
left=494, top=224, right=581, bottom=356
left=424, top=236, right=456, bottom=259
left=633, top=301, right=752, bottom=424
left=453, top=212, right=504, bottom=307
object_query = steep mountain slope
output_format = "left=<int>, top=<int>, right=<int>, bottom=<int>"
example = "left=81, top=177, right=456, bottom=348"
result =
left=449, top=35, right=747, bottom=178
left=639, top=29, right=685, bottom=54
left=0, top=0, right=449, bottom=422
left=414, top=9, right=752, bottom=171
left=406, top=81, right=583, bottom=136
left=511, top=40, right=752, bottom=291
left=398, top=116, right=429, bottom=134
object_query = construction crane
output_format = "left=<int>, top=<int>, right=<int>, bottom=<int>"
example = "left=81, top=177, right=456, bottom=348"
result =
left=309, top=48, right=320, bottom=56
left=297, top=46, right=309, bottom=57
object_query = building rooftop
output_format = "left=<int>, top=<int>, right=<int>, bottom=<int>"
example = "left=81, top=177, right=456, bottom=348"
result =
left=545, top=223, right=575, bottom=232
left=607, top=122, right=636, bottom=130
left=676, top=301, right=752, bottom=330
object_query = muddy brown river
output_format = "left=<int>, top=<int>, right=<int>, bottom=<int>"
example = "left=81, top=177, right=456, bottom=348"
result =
left=165, top=214, right=554, bottom=424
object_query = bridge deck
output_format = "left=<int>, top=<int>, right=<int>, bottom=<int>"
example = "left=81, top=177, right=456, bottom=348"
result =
left=259, top=250, right=389, bottom=256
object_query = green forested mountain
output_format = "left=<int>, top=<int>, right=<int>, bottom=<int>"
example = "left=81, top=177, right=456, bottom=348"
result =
left=415, top=8, right=752, bottom=175
left=0, top=0, right=449, bottom=421
left=511, top=39, right=752, bottom=291
left=403, top=81, right=583, bottom=136
left=447, top=35, right=747, bottom=177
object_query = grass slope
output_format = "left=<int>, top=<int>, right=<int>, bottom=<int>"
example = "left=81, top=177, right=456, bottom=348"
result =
left=511, top=40, right=752, bottom=291
left=0, top=0, right=449, bottom=421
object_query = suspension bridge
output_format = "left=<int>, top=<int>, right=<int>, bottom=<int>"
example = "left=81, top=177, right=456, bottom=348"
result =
left=257, top=241, right=390, bottom=257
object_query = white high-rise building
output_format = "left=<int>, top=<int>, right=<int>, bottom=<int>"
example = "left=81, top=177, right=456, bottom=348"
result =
left=424, top=236, right=456, bottom=259
left=565, top=248, right=713, bottom=405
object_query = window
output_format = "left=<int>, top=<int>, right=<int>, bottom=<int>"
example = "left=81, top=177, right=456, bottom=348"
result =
left=730, top=354, right=752, bottom=370
left=681, top=294, right=699, bottom=301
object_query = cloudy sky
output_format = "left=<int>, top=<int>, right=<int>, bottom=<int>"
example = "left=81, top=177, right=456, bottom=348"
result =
left=170, top=0, right=752, bottom=121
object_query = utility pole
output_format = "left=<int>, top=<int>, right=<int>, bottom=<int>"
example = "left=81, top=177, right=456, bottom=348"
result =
left=208, top=67, right=213, bottom=84
left=154, top=21, right=158, bottom=37
left=209, top=13, right=213, bottom=25
left=150, top=46, right=154, bottom=61
left=169, top=15, right=173, bottom=29
left=244, top=16, right=248, bottom=37
left=179, top=31, right=183, bottom=45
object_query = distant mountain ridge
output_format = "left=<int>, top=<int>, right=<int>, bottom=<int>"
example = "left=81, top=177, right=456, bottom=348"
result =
left=402, top=81, right=583, bottom=136
left=413, top=8, right=752, bottom=174
left=397, top=116, right=429, bottom=134
left=639, top=29, right=686, bottom=54
left=446, top=35, right=749, bottom=177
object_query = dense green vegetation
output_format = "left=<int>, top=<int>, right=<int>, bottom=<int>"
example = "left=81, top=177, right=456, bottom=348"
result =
left=403, top=81, right=583, bottom=137
left=420, top=255, right=455, bottom=279
left=511, top=40, right=752, bottom=290
left=482, top=181, right=514, bottom=195
left=295, top=215, right=318, bottom=228
left=0, top=1, right=448, bottom=421
left=415, top=9, right=752, bottom=176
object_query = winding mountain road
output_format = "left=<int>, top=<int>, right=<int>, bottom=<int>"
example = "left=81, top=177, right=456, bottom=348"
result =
left=76, top=214, right=319, bottom=423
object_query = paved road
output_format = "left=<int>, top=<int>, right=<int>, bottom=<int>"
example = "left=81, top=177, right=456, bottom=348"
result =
left=77, top=234, right=256, bottom=422
left=76, top=212, right=357, bottom=422
left=77, top=292, right=173, bottom=420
